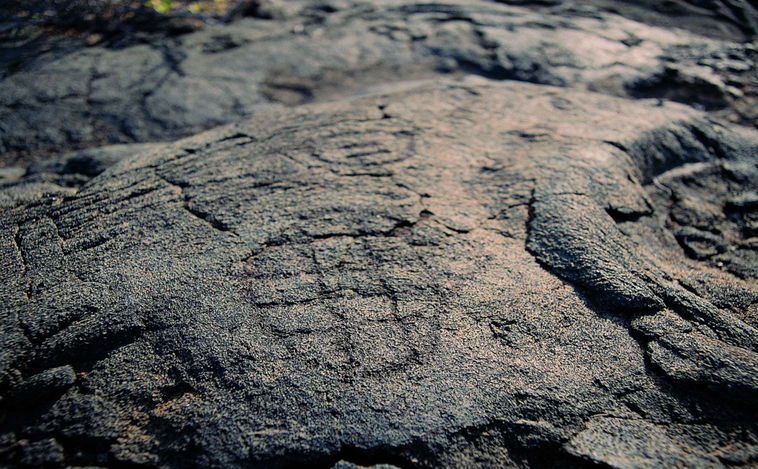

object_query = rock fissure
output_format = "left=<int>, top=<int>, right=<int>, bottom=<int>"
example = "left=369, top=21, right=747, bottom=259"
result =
left=155, top=173, right=239, bottom=236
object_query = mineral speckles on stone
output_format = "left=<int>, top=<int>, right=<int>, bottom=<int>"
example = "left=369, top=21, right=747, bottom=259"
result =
left=1, top=79, right=757, bottom=467
left=2, top=0, right=758, bottom=166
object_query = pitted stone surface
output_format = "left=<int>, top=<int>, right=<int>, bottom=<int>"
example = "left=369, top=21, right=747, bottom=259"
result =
left=1, top=79, right=757, bottom=467
left=2, top=0, right=757, bottom=166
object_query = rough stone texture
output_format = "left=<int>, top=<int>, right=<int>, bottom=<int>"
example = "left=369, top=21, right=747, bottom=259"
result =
left=1, top=77, right=757, bottom=467
left=0, top=144, right=165, bottom=208
left=534, top=0, right=758, bottom=41
left=2, top=0, right=758, bottom=166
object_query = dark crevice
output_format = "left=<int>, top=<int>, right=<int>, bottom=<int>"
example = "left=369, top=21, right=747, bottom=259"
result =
left=606, top=206, right=651, bottom=223
left=378, top=104, right=392, bottom=119
left=217, top=132, right=253, bottom=143
left=184, top=203, right=235, bottom=234
left=12, top=223, right=28, bottom=280
left=603, top=139, right=629, bottom=153
left=149, top=42, right=186, bottom=78
left=687, top=123, right=729, bottom=160
left=604, top=121, right=730, bottom=185
left=132, top=43, right=189, bottom=136
left=12, top=224, right=33, bottom=303
left=309, top=219, right=418, bottom=242
left=155, top=173, right=238, bottom=236
left=626, top=67, right=731, bottom=111
left=455, top=58, right=514, bottom=82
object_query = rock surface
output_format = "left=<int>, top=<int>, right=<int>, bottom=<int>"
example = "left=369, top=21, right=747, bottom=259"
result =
left=1, top=77, right=758, bottom=468
left=2, top=0, right=758, bottom=166
left=3, top=0, right=758, bottom=467
left=0, top=144, right=165, bottom=208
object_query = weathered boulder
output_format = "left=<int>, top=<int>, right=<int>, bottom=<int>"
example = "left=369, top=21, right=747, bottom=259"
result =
left=2, top=0, right=757, bottom=165
left=1, top=78, right=757, bottom=467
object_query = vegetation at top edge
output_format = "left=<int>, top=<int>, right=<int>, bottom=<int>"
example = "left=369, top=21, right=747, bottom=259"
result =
left=0, top=0, right=257, bottom=39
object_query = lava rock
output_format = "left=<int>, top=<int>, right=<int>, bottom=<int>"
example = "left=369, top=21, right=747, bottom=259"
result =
left=1, top=79, right=757, bottom=467
left=2, top=0, right=757, bottom=165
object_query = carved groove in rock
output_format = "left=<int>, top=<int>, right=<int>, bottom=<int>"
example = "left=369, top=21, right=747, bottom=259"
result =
left=1, top=79, right=757, bottom=468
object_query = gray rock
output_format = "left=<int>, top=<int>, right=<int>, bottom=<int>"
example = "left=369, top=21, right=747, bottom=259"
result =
left=524, top=0, right=758, bottom=42
left=1, top=78, right=757, bottom=467
left=0, top=167, right=25, bottom=182
left=728, top=191, right=758, bottom=211
left=0, top=143, right=164, bottom=209
left=27, top=143, right=166, bottom=179
left=18, top=437, right=65, bottom=466
left=0, top=182, right=76, bottom=209
left=566, top=417, right=720, bottom=468
left=2, top=0, right=757, bottom=165
left=333, top=461, right=402, bottom=469
left=11, top=366, right=76, bottom=404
